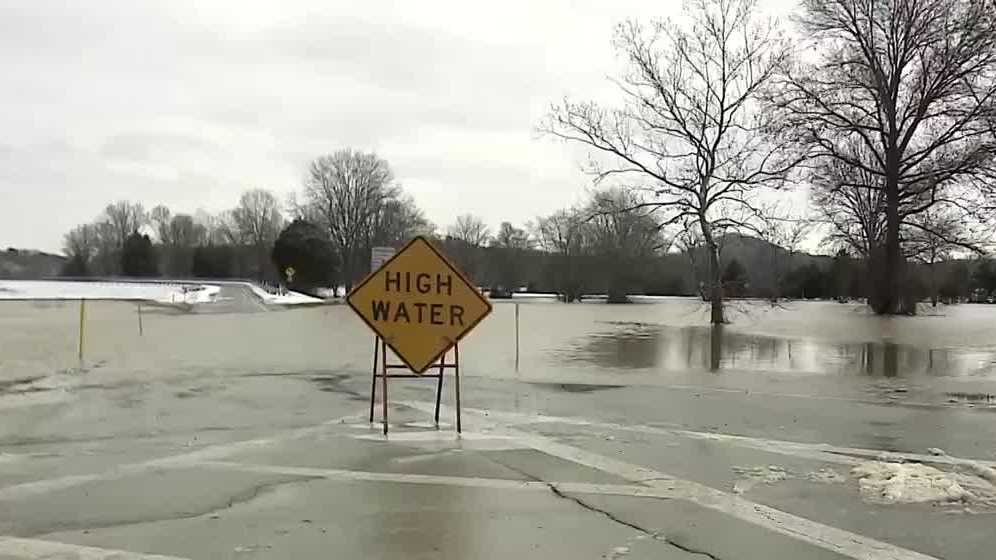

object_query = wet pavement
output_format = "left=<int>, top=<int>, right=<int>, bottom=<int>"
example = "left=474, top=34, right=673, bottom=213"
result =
left=2, top=299, right=996, bottom=558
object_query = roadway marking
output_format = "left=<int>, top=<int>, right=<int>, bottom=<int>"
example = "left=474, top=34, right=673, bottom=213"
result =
left=0, top=537, right=189, bottom=559
left=0, top=413, right=363, bottom=501
left=401, top=400, right=941, bottom=560
left=0, top=404, right=949, bottom=560
left=449, top=405, right=996, bottom=468
left=194, top=460, right=662, bottom=497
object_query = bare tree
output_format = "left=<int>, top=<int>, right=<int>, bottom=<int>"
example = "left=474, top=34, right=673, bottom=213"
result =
left=158, top=213, right=207, bottom=276
left=769, top=0, right=996, bottom=314
left=757, top=213, right=811, bottom=300
left=535, top=207, right=591, bottom=301
left=587, top=189, right=666, bottom=302
left=492, top=222, right=531, bottom=250
left=210, top=210, right=241, bottom=246
left=232, top=189, right=285, bottom=280
left=368, top=194, right=433, bottom=248
left=103, top=201, right=147, bottom=250
left=62, top=224, right=97, bottom=275
left=543, top=0, right=795, bottom=323
left=811, top=147, right=889, bottom=260
left=168, top=214, right=207, bottom=249
left=906, top=208, right=984, bottom=305
left=92, top=221, right=118, bottom=275
left=447, top=214, right=492, bottom=247
left=486, top=222, right=532, bottom=295
left=150, top=205, right=172, bottom=244
left=304, top=150, right=397, bottom=290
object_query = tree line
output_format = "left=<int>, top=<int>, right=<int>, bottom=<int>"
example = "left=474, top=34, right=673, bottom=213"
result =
left=60, top=144, right=996, bottom=308
left=61, top=0, right=996, bottom=322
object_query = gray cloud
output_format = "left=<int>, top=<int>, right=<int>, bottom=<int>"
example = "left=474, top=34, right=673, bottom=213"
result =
left=0, top=0, right=682, bottom=253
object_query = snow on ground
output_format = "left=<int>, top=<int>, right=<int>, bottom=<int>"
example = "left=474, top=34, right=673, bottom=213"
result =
left=851, top=458, right=996, bottom=508
left=852, top=462, right=970, bottom=503
left=0, top=280, right=323, bottom=306
left=244, top=283, right=322, bottom=305
left=0, top=280, right=219, bottom=305
left=731, top=465, right=845, bottom=495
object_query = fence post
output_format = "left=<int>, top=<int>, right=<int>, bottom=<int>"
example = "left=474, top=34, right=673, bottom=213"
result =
left=514, top=302, right=520, bottom=372
left=78, top=299, right=86, bottom=364
left=137, top=303, right=144, bottom=336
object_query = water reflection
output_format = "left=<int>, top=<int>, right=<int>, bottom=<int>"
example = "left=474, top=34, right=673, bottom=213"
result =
left=554, top=322, right=996, bottom=378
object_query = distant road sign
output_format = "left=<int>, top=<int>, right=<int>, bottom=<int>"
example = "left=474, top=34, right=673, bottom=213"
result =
left=370, top=246, right=396, bottom=272
left=348, top=236, right=492, bottom=373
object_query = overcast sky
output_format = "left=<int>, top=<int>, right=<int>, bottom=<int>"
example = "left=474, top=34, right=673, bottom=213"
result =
left=1, top=0, right=800, bottom=253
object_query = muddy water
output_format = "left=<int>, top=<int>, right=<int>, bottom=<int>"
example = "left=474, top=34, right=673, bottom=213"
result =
left=3, top=298, right=996, bottom=389
left=560, top=322, right=996, bottom=378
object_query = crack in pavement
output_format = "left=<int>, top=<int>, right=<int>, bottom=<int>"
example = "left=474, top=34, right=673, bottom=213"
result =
left=546, top=482, right=719, bottom=560
left=545, top=483, right=721, bottom=560
left=481, top=453, right=721, bottom=560
left=25, top=476, right=321, bottom=538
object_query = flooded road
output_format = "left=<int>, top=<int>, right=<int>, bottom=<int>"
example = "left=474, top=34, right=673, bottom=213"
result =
left=5, top=298, right=996, bottom=408
left=3, top=298, right=996, bottom=559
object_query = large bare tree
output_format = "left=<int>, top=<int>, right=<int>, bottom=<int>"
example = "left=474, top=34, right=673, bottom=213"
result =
left=304, top=150, right=397, bottom=290
left=769, top=0, right=996, bottom=314
left=535, top=207, right=591, bottom=301
left=586, top=189, right=666, bottom=302
left=62, top=224, right=97, bottom=275
left=543, top=0, right=795, bottom=323
left=233, top=189, right=285, bottom=280
left=103, top=201, right=147, bottom=250
left=149, top=205, right=207, bottom=276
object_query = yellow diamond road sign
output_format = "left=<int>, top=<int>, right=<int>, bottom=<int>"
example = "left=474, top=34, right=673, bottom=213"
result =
left=347, top=236, right=492, bottom=373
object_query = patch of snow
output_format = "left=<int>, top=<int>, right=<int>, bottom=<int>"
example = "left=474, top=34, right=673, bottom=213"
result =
left=0, top=280, right=219, bottom=305
left=244, top=283, right=322, bottom=305
left=732, top=465, right=790, bottom=494
left=852, top=462, right=971, bottom=504
left=608, top=546, right=630, bottom=558
left=806, top=467, right=846, bottom=484
left=733, top=465, right=847, bottom=494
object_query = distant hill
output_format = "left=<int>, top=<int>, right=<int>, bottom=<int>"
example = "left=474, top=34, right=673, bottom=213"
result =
left=0, top=248, right=66, bottom=279
left=674, top=234, right=831, bottom=297
left=718, top=234, right=830, bottom=266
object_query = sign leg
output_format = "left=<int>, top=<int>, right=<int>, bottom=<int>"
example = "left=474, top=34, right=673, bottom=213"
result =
left=454, top=343, right=462, bottom=434
left=369, top=337, right=379, bottom=423
left=381, top=340, right=389, bottom=436
left=434, top=351, right=444, bottom=427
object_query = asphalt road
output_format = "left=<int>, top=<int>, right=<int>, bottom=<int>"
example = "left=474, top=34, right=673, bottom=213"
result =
left=2, top=353, right=995, bottom=560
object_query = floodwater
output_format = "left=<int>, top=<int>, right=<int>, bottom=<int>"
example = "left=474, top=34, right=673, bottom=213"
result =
left=3, top=297, right=996, bottom=391
left=561, top=321, right=996, bottom=378
left=5, top=297, right=996, bottom=560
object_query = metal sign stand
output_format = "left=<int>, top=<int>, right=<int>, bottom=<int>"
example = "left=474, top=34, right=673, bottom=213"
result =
left=368, top=336, right=461, bottom=436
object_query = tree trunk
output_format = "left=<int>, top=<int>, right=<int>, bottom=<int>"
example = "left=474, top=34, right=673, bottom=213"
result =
left=709, top=324, right=723, bottom=371
left=872, top=157, right=904, bottom=315
left=341, top=246, right=354, bottom=294
left=700, top=221, right=724, bottom=324
left=930, top=263, right=938, bottom=307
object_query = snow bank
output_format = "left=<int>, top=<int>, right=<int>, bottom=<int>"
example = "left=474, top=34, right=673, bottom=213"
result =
left=0, top=280, right=219, bottom=305
left=852, top=462, right=971, bottom=504
left=244, top=283, right=322, bottom=305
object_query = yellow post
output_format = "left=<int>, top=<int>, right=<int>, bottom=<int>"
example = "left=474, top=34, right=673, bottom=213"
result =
left=78, top=299, right=86, bottom=363
left=514, top=302, right=520, bottom=372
